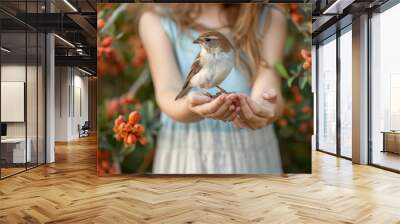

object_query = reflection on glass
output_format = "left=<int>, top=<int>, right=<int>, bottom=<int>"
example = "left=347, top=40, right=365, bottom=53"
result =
left=1, top=31, right=27, bottom=177
left=0, top=0, right=47, bottom=179
left=38, top=33, right=46, bottom=165
left=318, top=37, right=337, bottom=154
left=339, top=29, right=352, bottom=158
left=371, top=3, right=400, bottom=171
left=27, top=31, right=38, bottom=169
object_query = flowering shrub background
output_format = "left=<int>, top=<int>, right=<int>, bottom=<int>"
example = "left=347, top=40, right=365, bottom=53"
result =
left=97, top=3, right=312, bottom=175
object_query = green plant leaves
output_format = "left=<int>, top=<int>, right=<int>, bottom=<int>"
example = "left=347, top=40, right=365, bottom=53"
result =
left=299, top=75, right=308, bottom=89
left=275, top=63, right=289, bottom=80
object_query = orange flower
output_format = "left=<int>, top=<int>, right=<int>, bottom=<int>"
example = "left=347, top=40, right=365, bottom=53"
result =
left=113, top=111, right=148, bottom=146
left=298, top=121, right=309, bottom=133
left=301, top=49, right=312, bottom=70
left=303, top=62, right=311, bottom=70
left=291, top=86, right=303, bottom=104
left=291, top=13, right=303, bottom=23
left=103, top=47, right=113, bottom=57
left=101, top=160, right=110, bottom=170
left=302, top=105, right=312, bottom=113
left=98, top=37, right=128, bottom=77
left=97, top=47, right=104, bottom=57
left=289, top=4, right=303, bottom=24
left=291, top=86, right=300, bottom=95
left=117, top=122, right=126, bottom=132
left=98, top=19, right=105, bottom=29
left=125, top=134, right=137, bottom=145
left=139, top=136, right=148, bottom=145
left=294, top=94, right=303, bottom=104
left=133, top=124, right=145, bottom=135
left=114, top=115, right=125, bottom=127
left=300, top=49, right=310, bottom=58
left=283, top=106, right=296, bottom=118
left=107, top=99, right=120, bottom=119
left=289, top=4, right=298, bottom=11
left=120, top=95, right=135, bottom=105
left=128, top=111, right=141, bottom=125
left=101, top=36, right=113, bottom=48
left=277, top=119, right=288, bottom=127
left=123, top=123, right=134, bottom=133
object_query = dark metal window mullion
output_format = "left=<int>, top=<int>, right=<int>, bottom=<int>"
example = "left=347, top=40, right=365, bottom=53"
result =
left=336, top=26, right=341, bottom=157
left=44, top=33, right=47, bottom=164
left=60, top=67, right=62, bottom=117
left=73, top=68, right=75, bottom=118
left=36, top=0, right=39, bottom=167
left=0, top=19, right=2, bottom=179
left=25, top=0, right=28, bottom=171
left=69, top=68, right=71, bottom=118
left=316, top=45, right=319, bottom=151
left=367, top=11, right=373, bottom=165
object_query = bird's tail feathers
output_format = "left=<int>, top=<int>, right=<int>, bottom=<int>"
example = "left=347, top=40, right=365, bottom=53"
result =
left=175, top=86, right=192, bottom=101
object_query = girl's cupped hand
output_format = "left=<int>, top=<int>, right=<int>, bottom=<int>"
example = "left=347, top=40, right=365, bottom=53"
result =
left=233, top=90, right=280, bottom=129
left=187, top=92, right=240, bottom=122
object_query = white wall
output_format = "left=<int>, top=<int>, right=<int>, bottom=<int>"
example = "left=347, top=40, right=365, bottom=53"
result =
left=1, top=63, right=46, bottom=164
left=54, top=67, right=89, bottom=141
left=55, top=67, right=69, bottom=141
left=1, top=65, right=37, bottom=138
left=1, top=65, right=26, bottom=138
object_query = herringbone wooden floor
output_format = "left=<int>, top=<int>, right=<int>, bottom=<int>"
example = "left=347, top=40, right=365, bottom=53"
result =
left=1, top=136, right=400, bottom=224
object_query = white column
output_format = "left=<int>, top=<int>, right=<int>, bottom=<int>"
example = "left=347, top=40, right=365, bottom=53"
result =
left=352, top=14, right=369, bottom=164
left=46, top=32, right=55, bottom=163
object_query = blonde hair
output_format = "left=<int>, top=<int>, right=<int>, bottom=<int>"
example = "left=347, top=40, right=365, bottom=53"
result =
left=152, top=4, right=271, bottom=79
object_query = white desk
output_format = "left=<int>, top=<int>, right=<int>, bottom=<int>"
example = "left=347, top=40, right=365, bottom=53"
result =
left=1, top=138, right=32, bottom=163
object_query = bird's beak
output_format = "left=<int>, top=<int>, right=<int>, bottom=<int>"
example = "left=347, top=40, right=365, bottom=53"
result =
left=193, top=39, right=200, bottom=44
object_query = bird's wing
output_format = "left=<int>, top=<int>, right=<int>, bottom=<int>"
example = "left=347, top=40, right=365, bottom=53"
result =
left=181, top=53, right=202, bottom=89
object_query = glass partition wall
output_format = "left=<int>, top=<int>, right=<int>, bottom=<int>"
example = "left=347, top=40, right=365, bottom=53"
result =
left=315, top=0, right=400, bottom=172
left=317, top=35, right=337, bottom=155
left=339, top=27, right=352, bottom=159
left=0, top=1, right=46, bottom=179
left=316, top=26, right=353, bottom=159
left=370, top=3, right=400, bottom=171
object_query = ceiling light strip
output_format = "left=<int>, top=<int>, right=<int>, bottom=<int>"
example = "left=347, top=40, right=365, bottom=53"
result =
left=63, top=0, right=78, bottom=12
left=54, top=34, right=75, bottom=48
left=323, top=0, right=342, bottom=14
left=78, top=67, right=93, bottom=76
left=1, top=47, right=11, bottom=53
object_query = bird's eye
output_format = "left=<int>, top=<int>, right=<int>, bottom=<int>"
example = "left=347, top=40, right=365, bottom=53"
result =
left=205, top=38, right=211, bottom=42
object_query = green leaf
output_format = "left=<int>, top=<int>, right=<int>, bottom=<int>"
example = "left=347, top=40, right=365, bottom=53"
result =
left=275, top=63, right=289, bottom=80
left=288, top=76, right=296, bottom=87
left=278, top=126, right=295, bottom=138
left=299, top=75, right=308, bottom=89
left=284, top=36, right=295, bottom=56
left=121, top=144, right=136, bottom=157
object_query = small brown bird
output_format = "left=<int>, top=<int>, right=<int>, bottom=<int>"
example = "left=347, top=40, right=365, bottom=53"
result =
left=175, top=31, right=235, bottom=100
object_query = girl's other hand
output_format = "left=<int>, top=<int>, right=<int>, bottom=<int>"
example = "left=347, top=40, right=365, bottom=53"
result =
left=233, top=91, right=280, bottom=129
left=187, top=92, right=239, bottom=121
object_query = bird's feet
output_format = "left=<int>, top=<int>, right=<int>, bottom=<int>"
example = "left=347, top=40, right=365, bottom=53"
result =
left=215, top=85, right=235, bottom=96
left=203, top=91, right=214, bottom=98
left=215, top=91, right=235, bottom=97
left=200, top=87, right=235, bottom=99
